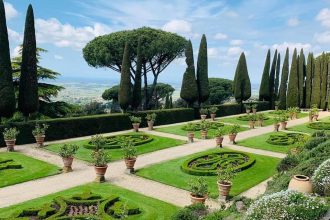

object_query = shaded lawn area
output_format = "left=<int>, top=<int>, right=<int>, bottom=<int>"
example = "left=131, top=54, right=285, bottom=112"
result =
left=45, top=132, right=185, bottom=163
left=0, top=152, right=60, bottom=188
left=136, top=148, right=280, bottom=199
left=288, top=116, right=330, bottom=134
left=0, top=183, right=179, bottom=219
left=155, top=124, right=248, bottom=139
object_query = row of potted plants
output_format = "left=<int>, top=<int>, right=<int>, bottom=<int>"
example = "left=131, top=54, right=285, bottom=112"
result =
left=247, top=113, right=266, bottom=129
left=309, top=104, right=319, bottom=122
left=129, top=113, right=157, bottom=132
left=199, top=107, right=218, bottom=120
left=244, top=104, right=258, bottom=114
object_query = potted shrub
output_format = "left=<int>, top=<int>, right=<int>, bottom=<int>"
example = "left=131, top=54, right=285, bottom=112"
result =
left=273, top=116, right=280, bottom=132
left=32, top=123, right=49, bottom=147
left=188, top=177, right=208, bottom=204
left=209, top=107, right=218, bottom=121
left=129, top=116, right=141, bottom=132
left=257, top=113, right=265, bottom=127
left=244, top=104, right=251, bottom=114
left=214, top=127, right=225, bottom=148
left=293, top=107, right=299, bottom=119
left=251, top=104, right=258, bottom=114
left=217, top=166, right=236, bottom=198
left=92, top=149, right=110, bottom=182
left=3, top=127, right=19, bottom=152
left=308, top=109, right=314, bottom=122
left=91, top=134, right=106, bottom=151
left=280, top=115, right=288, bottom=130
left=121, top=140, right=137, bottom=173
left=58, top=144, right=79, bottom=173
left=200, top=120, right=210, bottom=140
left=248, top=114, right=256, bottom=129
left=274, top=101, right=280, bottom=110
left=185, top=123, right=196, bottom=143
left=145, top=113, right=156, bottom=131
left=312, top=104, right=319, bottom=121
left=200, top=108, right=208, bottom=120
left=228, top=124, right=240, bottom=144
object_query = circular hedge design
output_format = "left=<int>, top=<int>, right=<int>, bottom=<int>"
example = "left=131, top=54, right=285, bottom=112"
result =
left=237, top=115, right=270, bottom=121
left=181, top=121, right=224, bottom=131
left=181, top=151, right=255, bottom=176
left=307, top=122, right=330, bottom=130
left=266, top=133, right=309, bottom=145
left=84, top=134, right=153, bottom=150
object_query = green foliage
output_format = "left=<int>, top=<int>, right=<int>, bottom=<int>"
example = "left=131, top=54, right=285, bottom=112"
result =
left=132, top=38, right=142, bottom=110
left=229, top=124, right=241, bottom=134
left=164, top=94, right=170, bottom=109
left=305, top=53, right=314, bottom=108
left=214, top=127, right=226, bottom=137
left=3, top=127, right=19, bottom=140
left=209, top=106, right=218, bottom=114
left=91, top=149, right=110, bottom=166
left=278, top=48, right=289, bottom=109
left=172, top=203, right=207, bottom=220
left=312, top=159, right=330, bottom=196
left=180, top=40, right=198, bottom=106
left=119, top=43, right=132, bottom=111
left=287, top=48, right=299, bottom=108
left=307, top=122, right=330, bottom=130
left=90, top=134, right=107, bottom=151
left=0, top=0, right=15, bottom=118
left=274, top=53, right=281, bottom=97
left=32, top=123, right=48, bottom=136
left=217, top=165, right=237, bottom=184
left=233, top=53, right=251, bottom=103
left=129, top=116, right=141, bottom=123
left=199, top=120, right=210, bottom=131
left=121, top=140, right=137, bottom=159
left=188, top=177, right=208, bottom=197
left=208, top=78, right=233, bottom=105
left=269, top=49, right=277, bottom=107
left=196, top=35, right=209, bottom=104
left=237, top=114, right=269, bottom=121
left=58, top=144, right=79, bottom=158
left=298, top=49, right=306, bottom=107
left=18, top=5, right=39, bottom=116
left=102, top=85, right=119, bottom=101
left=145, top=113, right=156, bottom=121
left=199, top=108, right=209, bottom=115
left=181, top=121, right=224, bottom=131
left=320, top=53, right=328, bottom=109
left=311, top=58, right=321, bottom=107
left=276, top=154, right=299, bottom=172
left=259, top=49, right=270, bottom=101
left=266, top=132, right=309, bottom=146
left=0, top=158, right=22, bottom=170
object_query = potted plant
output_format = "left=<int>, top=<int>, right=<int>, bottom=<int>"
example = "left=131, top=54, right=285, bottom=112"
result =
left=312, top=105, right=319, bottom=121
left=3, top=127, right=19, bottom=151
left=91, top=134, right=106, bottom=151
left=274, top=101, right=280, bottom=110
left=200, top=120, right=210, bottom=140
left=121, top=140, right=137, bottom=173
left=214, top=127, right=225, bottom=148
left=244, top=104, right=251, bottom=114
left=280, top=115, right=288, bottom=130
left=129, top=116, right=141, bottom=132
left=217, top=166, right=236, bottom=198
left=308, top=109, right=314, bottom=122
left=209, top=107, right=218, bottom=121
left=248, top=114, right=256, bottom=129
left=292, top=107, right=299, bottom=119
left=228, top=124, right=240, bottom=144
left=32, top=123, right=49, bottom=147
left=200, top=108, right=208, bottom=120
left=58, top=144, right=79, bottom=172
left=252, top=104, right=258, bottom=114
left=188, top=177, right=208, bottom=204
left=257, top=113, right=265, bottom=127
left=92, top=149, right=111, bottom=182
left=274, top=116, right=280, bottom=132
left=145, top=113, right=156, bottom=131
left=185, top=123, right=196, bottom=143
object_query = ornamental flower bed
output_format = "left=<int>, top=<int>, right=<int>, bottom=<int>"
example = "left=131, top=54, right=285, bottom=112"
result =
left=312, top=159, right=330, bottom=196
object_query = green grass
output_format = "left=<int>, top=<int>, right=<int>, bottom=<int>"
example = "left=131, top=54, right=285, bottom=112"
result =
left=45, top=132, right=185, bottom=163
left=288, top=116, right=330, bottom=134
left=136, top=148, right=280, bottom=199
left=0, top=152, right=60, bottom=188
left=0, top=183, right=179, bottom=219
left=156, top=124, right=248, bottom=139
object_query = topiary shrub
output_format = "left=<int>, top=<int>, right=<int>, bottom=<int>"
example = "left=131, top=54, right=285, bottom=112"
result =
left=276, top=154, right=299, bottom=172
left=266, top=132, right=309, bottom=146
left=304, top=137, right=328, bottom=150
left=181, top=121, right=224, bottom=131
left=307, top=122, right=330, bottom=130
left=245, top=190, right=328, bottom=220
left=0, top=158, right=22, bottom=170
left=312, top=159, right=330, bottom=196
left=237, top=115, right=269, bottom=121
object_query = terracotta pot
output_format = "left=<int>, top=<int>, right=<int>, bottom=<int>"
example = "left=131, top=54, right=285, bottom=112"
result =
left=187, top=132, right=195, bottom=143
left=147, top=121, right=154, bottom=131
left=215, top=136, right=224, bottom=147
left=5, top=139, right=15, bottom=152
left=246, top=109, right=251, bottom=114
left=190, top=194, right=207, bottom=204
left=201, top=130, right=208, bottom=139
left=229, top=134, right=237, bottom=144
left=125, top=157, right=137, bottom=170
left=309, top=113, right=314, bottom=122
left=200, top=114, right=207, bottom=120
left=94, top=165, right=108, bottom=182
left=314, top=114, right=319, bottom=121
left=280, top=121, right=287, bottom=130
left=258, top=120, right=264, bottom=127
left=274, top=124, right=280, bottom=132
left=248, top=121, right=255, bottom=129
left=218, top=181, right=232, bottom=197
left=210, top=113, right=216, bottom=121
left=132, top=123, right=140, bottom=132
left=293, top=113, right=297, bottom=119
left=252, top=109, right=257, bottom=114
left=62, top=157, right=73, bottom=173
left=34, top=135, right=45, bottom=147
left=288, top=175, right=312, bottom=193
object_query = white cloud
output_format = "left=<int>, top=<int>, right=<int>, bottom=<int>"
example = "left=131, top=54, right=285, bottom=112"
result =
left=287, top=17, right=299, bottom=27
left=4, top=2, right=18, bottom=20
left=230, top=39, right=243, bottom=46
left=314, top=31, right=330, bottom=44
left=11, top=45, right=20, bottom=58
left=316, top=8, right=330, bottom=28
left=54, top=55, right=63, bottom=60
left=214, top=33, right=227, bottom=40
left=162, top=19, right=192, bottom=34
left=8, top=28, right=21, bottom=42
left=227, top=46, right=243, bottom=56
left=35, top=18, right=112, bottom=49
left=271, top=42, right=312, bottom=53
left=208, top=48, right=219, bottom=58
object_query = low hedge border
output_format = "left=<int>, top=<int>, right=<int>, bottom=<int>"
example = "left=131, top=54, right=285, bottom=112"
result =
left=266, top=133, right=310, bottom=146
left=237, top=115, right=270, bottom=121
left=307, top=122, right=330, bottom=130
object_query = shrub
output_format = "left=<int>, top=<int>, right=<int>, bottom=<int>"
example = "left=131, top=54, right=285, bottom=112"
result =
left=307, top=122, right=330, bottom=130
left=121, top=140, right=137, bottom=159
left=188, top=177, right=208, bottom=197
left=32, top=123, right=49, bottom=136
left=209, top=106, right=218, bottom=114
left=245, top=190, right=328, bottom=220
left=312, top=159, right=330, bottom=196
left=182, top=121, right=224, bottom=131
left=91, top=149, right=110, bottom=166
left=3, top=127, right=19, bottom=140
left=145, top=113, right=156, bottom=121
left=129, top=116, right=141, bottom=124
left=200, top=108, right=209, bottom=115
left=266, top=132, right=309, bottom=146
left=276, top=154, right=299, bottom=172
left=217, top=165, right=236, bottom=184
left=90, top=134, right=107, bottom=151
left=304, top=137, right=328, bottom=150
left=58, top=144, right=79, bottom=158
left=229, top=124, right=240, bottom=134
left=172, top=203, right=207, bottom=220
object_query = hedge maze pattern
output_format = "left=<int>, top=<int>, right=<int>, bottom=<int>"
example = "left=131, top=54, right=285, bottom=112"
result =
left=84, top=134, right=153, bottom=149
left=237, top=115, right=270, bottom=121
left=307, top=122, right=330, bottom=130
left=181, top=121, right=224, bottom=131
left=266, top=132, right=309, bottom=145
left=0, top=158, right=22, bottom=171
left=7, top=190, right=141, bottom=219
left=181, top=151, right=255, bottom=176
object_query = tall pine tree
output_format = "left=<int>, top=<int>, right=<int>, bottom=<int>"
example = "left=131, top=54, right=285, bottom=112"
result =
left=305, top=53, right=314, bottom=108
left=287, top=48, right=299, bottom=108
left=269, top=49, right=277, bottom=108
left=0, top=0, right=15, bottom=118
left=233, top=52, right=251, bottom=103
left=132, top=38, right=142, bottom=110
left=259, top=49, right=270, bottom=101
left=274, top=53, right=281, bottom=97
left=298, top=49, right=306, bottom=107
left=119, top=43, right=132, bottom=111
left=278, top=48, right=289, bottom=109
left=196, top=34, right=209, bottom=105
left=18, top=5, right=39, bottom=117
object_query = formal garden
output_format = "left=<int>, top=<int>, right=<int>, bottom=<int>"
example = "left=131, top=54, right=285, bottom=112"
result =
left=0, top=1, right=329, bottom=219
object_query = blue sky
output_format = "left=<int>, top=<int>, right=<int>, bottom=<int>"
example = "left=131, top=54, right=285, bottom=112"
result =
left=4, top=0, right=330, bottom=86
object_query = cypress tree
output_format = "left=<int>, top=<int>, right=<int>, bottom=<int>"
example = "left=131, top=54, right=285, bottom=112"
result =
left=18, top=5, right=39, bottom=117
left=259, top=49, right=271, bottom=101
left=0, top=0, right=15, bottom=118
left=274, top=53, right=281, bottom=97
left=169, top=96, right=173, bottom=109
left=164, top=94, right=170, bottom=109
left=118, top=43, right=132, bottom=111
left=132, top=38, right=142, bottom=110
left=269, top=49, right=278, bottom=108
left=196, top=34, right=209, bottom=105
left=180, top=40, right=198, bottom=107
left=287, top=48, right=299, bottom=108
left=320, top=54, right=328, bottom=109
left=233, top=52, right=251, bottom=103
left=305, top=53, right=314, bottom=108
left=278, top=48, right=289, bottom=109
left=311, top=57, right=321, bottom=107
left=298, top=49, right=306, bottom=107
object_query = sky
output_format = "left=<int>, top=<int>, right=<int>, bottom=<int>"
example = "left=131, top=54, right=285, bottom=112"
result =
left=4, top=0, right=330, bottom=86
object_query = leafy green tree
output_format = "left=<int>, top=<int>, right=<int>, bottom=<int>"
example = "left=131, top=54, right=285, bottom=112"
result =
left=144, top=83, right=174, bottom=109
left=269, top=49, right=277, bottom=107
left=274, top=53, right=281, bottom=97
left=208, top=78, right=233, bottom=104
left=305, top=53, right=313, bottom=108
left=287, top=49, right=299, bottom=108
left=196, top=34, right=209, bottom=105
left=320, top=54, right=328, bottom=109
left=169, top=96, right=173, bottom=109
left=18, top=5, right=39, bottom=117
left=118, top=43, right=132, bottom=111
left=259, top=49, right=270, bottom=101
left=298, top=49, right=306, bottom=107
left=0, top=0, right=15, bottom=118
left=132, top=38, right=142, bottom=110
left=311, top=58, right=321, bottom=107
left=102, top=85, right=119, bottom=102
left=233, top=52, right=251, bottom=103
left=278, top=48, right=289, bottom=109
left=83, top=27, right=187, bottom=109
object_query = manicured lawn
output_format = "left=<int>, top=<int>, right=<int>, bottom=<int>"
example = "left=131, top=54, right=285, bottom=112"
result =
left=137, top=148, right=280, bottom=199
left=156, top=124, right=248, bottom=139
left=0, top=183, right=179, bottom=219
left=237, top=131, right=309, bottom=153
left=288, top=117, right=330, bottom=134
left=220, top=115, right=275, bottom=126
left=45, top=132, right=185, bottom=163
left=0, top=152, right=60, bottom=188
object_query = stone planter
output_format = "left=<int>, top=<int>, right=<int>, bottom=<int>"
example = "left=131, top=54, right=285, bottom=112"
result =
left=288, top=175, right=312, bottom=193
left=218, top=181, right=232, bottom=198
left=62, top=157, right=74, bottom=173
left=210, top=113, right=216, bottom=121
left=34, top=135, right=45, bottom=147
left=147, top=121, right=154, bottom=131
left=229, top=134, right=237, bottom=144
left=187, top=132, right=195, bottom=143
left=274, top=123, right=280, bottom=132
left=125, top=157, right=137, bottom=173
left=280, top=121, right=287, bottom=130
left=201, top=130, right=208, bottom=140
left=252, top=108, right=257, bottom=114
left=215, top=136, right=224, bottom=147
left=5, top=139, right=15, bottom=152
left=200, top=114, right=207, bottom=120
left=314, top=114, right=319, bottom=121
left=248, top=121, right=255, bottom=129
left=246, top=109, right=251, bottom=114
left=132, top=123, right=140, bottom=132
left=190, top=194, right=207, bottom=204
left=309, top=113, right=314, bottom=122
left=258, top=120, right=264, bottom=127
left=94, top=165, right=108, bottom=182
